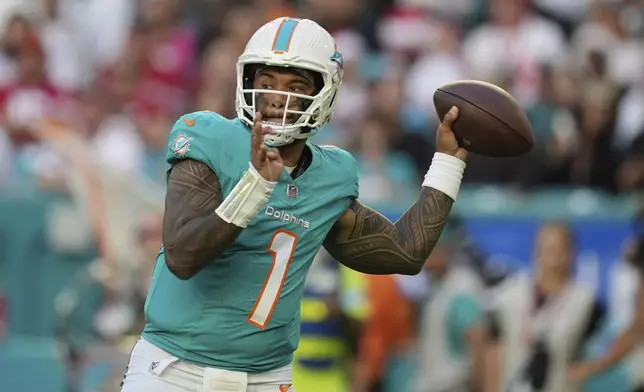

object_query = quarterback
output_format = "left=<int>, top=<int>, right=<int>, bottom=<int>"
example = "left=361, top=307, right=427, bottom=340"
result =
left=121, top=17, right=467, bottom=392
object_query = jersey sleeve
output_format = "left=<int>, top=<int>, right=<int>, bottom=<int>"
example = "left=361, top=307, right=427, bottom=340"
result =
left=341, top=149, right=359, bottom=200
left=317, top=144, right=359, bottom=200
left=349, top=154, right=359, bottom=200
left=448, top=293, right=484, bottom=338
left=165, top=112, right=223, bottom=172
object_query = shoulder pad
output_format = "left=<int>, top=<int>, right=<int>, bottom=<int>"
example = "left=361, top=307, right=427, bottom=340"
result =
left=314, top=144, right=359, bottom=199
left=166, top=111, right=234, bottom=167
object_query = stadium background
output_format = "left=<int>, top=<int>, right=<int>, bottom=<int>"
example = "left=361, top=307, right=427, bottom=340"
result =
left=0, top=0, right=643, bottom=391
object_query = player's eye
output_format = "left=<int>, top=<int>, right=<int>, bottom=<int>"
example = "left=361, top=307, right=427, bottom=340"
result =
left=261, top=84, right=273, bottom=90
left=289, top=86, right=306, bottom=93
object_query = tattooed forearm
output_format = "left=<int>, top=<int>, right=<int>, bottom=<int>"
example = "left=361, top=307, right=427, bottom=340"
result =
left=324, top=187, right=454, bottom=275
left=163, top=159, right=242, bottom=279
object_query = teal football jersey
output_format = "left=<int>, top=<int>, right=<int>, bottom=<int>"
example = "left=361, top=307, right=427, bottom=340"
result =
left=142, top=111, right=359, bottom=373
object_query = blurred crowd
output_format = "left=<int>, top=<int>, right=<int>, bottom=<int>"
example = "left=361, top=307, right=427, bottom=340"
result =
left=0, top=0, right=643, bottom=203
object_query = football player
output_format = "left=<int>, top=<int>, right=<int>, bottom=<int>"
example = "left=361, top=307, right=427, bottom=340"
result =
left=121, top=17, right=468, bottom=392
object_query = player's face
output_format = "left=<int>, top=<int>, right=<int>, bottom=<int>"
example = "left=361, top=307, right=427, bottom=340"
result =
left=253, top=67, right=316, bottom=124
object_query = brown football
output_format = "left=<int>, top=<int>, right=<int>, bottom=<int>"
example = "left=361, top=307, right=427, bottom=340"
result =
left=433, top=80, right=534, bottom=157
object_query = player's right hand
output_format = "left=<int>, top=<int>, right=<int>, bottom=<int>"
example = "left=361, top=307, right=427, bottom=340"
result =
left=436, top=106, right=468, bottom=162
left=251, top=112, right=283, bottom=182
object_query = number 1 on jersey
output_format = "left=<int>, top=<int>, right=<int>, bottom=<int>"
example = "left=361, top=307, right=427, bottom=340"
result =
left=248, top=230, right=298, bottom=328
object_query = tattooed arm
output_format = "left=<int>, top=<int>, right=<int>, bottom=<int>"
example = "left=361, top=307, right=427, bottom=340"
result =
left=163, top=159, right=242, bottom=279
left=323, top=188, right=454, bottom=275
left=324, top=106, right=466, bottom=275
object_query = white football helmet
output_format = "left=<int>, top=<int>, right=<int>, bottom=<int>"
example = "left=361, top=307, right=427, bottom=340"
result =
left=235, top=17, right=344, bottom=147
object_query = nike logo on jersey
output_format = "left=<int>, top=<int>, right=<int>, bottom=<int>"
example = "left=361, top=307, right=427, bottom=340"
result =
left=265, top=206, right=310, bottom=229
left=278, top=384, right=293, bottom=392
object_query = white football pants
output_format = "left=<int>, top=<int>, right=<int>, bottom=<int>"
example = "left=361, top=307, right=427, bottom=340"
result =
left=120, top=339, right=294, bottom=392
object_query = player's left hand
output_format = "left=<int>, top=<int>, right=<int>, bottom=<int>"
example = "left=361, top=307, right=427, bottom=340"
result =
left=436, top=106, right=468, bottom=162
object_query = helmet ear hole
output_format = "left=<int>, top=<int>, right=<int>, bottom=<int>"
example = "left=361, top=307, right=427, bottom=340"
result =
left=312, top=73, right=324, bottom=94
left=242, top=65, right=259, bottom=106
left=327, top=91, right=338, bottom=110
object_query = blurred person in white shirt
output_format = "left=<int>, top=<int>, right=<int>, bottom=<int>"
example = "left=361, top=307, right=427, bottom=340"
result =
left=414, top=225, right=487, bottom=392
left=0, top=14, right=30, bottom=87
left=486, top=222, right=605, bottom=392
left=353, top=117, right=418, bottom=206
left=571, top=1, right=644, bottom=88
left=0, top=126, right=14, bottom=184
left=196, top=37, right=238, bottom=116
left=462, top=0, right=567, bottom=106
left=37, top=0, right=85, bottom=91
left=404, top=15, right=469, bottom=121
left=67, top=0, right=135, bottom=77
left=327, top=29, right=369, bottom=146
left=0, top=29, right=71, bottom=188
left=567, top=222, right=644, bottom=392
left=613, top=76, right=644, bottom=154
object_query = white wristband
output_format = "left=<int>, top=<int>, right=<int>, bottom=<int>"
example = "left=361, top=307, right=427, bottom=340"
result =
left=215, top=163, right=276, bottom=228
left=422, top=153, right=466, bottom=201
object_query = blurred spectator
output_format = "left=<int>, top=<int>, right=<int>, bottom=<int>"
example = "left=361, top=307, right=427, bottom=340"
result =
left=135, top=106, right=174, bottom=183
left=0, top=14, right=29, bottom=87
left=571, top=1, right=644, bottom=87
left=614, top=77, right=644, bottom=154
left=196, top=37, right=239, bottom=116
left=354, top=117, right=418, bottom=205
left=75, top=0, right=136, bottom=74
left=414, top=231, right=487, bottom=392
left=404, top=16, right=469, bottom=116
left=134, top=0, right=196, bottom=118
left=132, top=213, right=164, bottom=318
left=330, top=29, right=369, bottom=141
left=0, top=27, right=73, bottom=188
left=220, top=5, right=263, bottom=51
left=354, top=273, right=415, bottom=392
left=0, top=0, right=641, bottom=194
left=462, top=0, right=566, bottom=105
left=532, top=0, right=589, bottom=36
left=293, top=252, right=367, bottom=392
left=486, top=222, right=605, bottom=392
left=568, top=220, right=644, bottom=390
left=37, top=0, right=84, bottom=92
left=0, top=121, right=13, bottom=184
left=542, top=51, right=620, bottom=191
left=366, top=70, right=432, bottom=183
left=0, top=28, right=60, bottom=135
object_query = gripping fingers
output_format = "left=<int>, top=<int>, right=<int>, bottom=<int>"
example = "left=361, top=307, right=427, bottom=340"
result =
left=266, top=148, right=282, bottom=162
left=262, top=127, right=277, bottom=136
left=251, top=112, right=280, bottom=166
left=266, top=150, right=278, bottom=160
left=259, top=143, right=268, bottom=159
left=441, top=106, right=459, bottom=129
left=252, top=112, right=264, bottom=149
